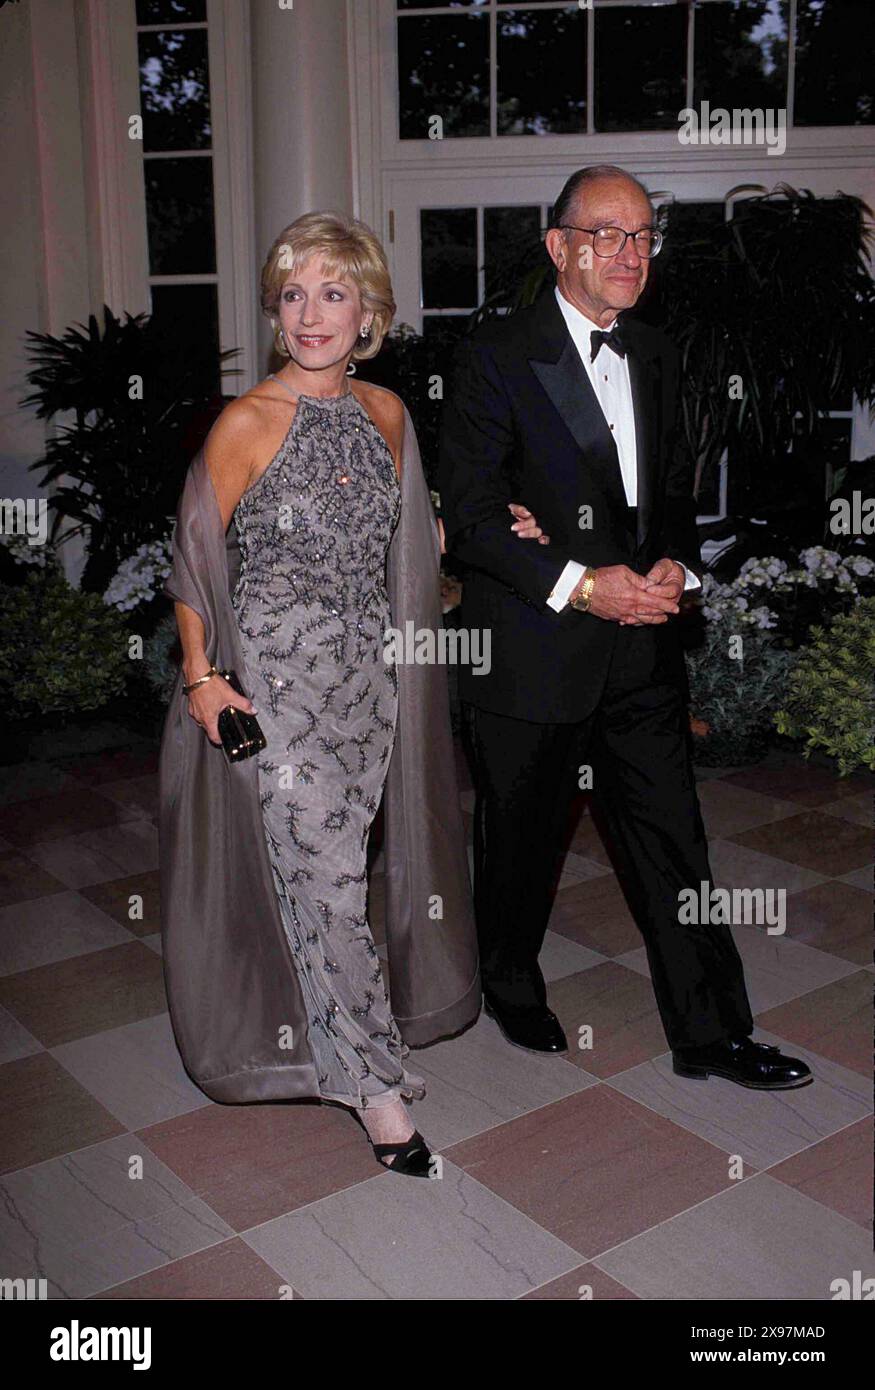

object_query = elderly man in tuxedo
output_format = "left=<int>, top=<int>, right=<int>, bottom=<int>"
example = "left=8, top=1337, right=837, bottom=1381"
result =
left=438, top=164, right=810, bottom=1090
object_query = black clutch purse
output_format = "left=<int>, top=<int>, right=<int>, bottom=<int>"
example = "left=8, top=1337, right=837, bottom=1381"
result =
left=215, top=668, right=267, bottom=762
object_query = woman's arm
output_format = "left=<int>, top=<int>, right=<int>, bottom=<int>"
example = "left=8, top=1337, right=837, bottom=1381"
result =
left=176, top=600, right=210, bottom=687
left=174, top=398, right=265, bottom=739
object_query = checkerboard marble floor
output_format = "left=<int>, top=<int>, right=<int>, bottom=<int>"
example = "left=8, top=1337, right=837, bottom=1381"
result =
left=0, top=734, right=871, bottom=1300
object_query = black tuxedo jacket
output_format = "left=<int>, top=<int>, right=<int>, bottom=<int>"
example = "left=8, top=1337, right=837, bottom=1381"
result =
left=437, top=286, right=701, bottom=723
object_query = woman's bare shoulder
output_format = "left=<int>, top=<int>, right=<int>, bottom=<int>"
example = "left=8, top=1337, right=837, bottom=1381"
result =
left=205, top=385, right=291, bottom=466
left=352, top=379, right=406, bottom=423
left=351, top=381, right=406, bottom=473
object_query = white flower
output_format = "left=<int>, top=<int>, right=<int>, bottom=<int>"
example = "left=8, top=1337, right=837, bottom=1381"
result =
left=845, top=555, right=875, bottom=578
left=103, top=535, right=173, bottom=612
left=750, top=605, right=778, bottom=629
left=799, top=545, right=841, bottom=576
left=0, top=532, right=59, bottom=569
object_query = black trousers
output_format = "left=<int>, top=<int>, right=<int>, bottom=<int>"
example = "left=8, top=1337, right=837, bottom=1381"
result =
left=462, top=626, right=754, bottom=1050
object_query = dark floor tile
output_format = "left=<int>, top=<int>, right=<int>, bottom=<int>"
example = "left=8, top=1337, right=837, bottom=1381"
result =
left=0, top=1052, right=123, bottom=1173
left=137, top=1098, right=378, bottom=1232
left=0, top=941, right=167, bottom=1046
left=91, top=1236, right=299, bottom=1300
left=723, top=762, right=874, bottom=810
left=51, top=746, right=160, bottom=786
left=548, top=875, right=641, bottom=956
left=0, top=788, right=139, bottom=849
left=522, top=1263, right=638, bottom=1300
left=548, top=963, right=669, bottom=1077
left=756, top=971, right=872, bottom=1076
left=79, top=871, right=162, bottom=937
left=0, top=851, right=67, bottom=908
left=784, top=880, right=872, bottom=965
left=446, top=1087, right=736, bottom=1259
left=730, top=810, right=872, bottom=877
left=769, top=1118, right=872, bottom=1234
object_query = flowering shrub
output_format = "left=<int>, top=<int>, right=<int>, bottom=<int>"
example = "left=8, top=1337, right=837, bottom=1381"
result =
left=103, top=535, right=173, bottom=612
left=688, top=545, right=875, bottom=767
left=0, top=532, right=63, bottom=571
left=700, top=547, right=875, bottom=644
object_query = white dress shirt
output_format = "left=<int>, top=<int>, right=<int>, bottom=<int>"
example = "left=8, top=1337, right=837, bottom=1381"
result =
left=545, top=286, right=700, bottom=611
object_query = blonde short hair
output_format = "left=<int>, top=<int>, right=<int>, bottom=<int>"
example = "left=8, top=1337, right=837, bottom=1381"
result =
left=261, top=210, right=396, bottom=362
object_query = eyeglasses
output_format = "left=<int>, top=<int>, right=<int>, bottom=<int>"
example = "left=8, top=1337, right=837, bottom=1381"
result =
left=558, top=224, right=664, bottom=258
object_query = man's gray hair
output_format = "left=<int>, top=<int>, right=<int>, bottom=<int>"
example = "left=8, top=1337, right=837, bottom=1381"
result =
left=549, top=165, right=652, bottom=231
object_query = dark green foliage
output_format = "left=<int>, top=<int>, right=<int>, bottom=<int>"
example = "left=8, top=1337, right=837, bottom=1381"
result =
left=775, top=599, right=875, bottom=774
left=0, top=569, right=130, bottom=717
left=21, top=305, right=238, bottom=593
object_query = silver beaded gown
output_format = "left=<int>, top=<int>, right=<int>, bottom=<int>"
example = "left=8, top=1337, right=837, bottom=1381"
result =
left=230, top=388, right=427, bottom=1110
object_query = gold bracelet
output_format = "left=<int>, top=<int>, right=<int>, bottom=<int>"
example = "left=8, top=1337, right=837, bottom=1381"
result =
left=570, top=567, right=597, bottom=613
left=182, top=665, right=218, bottom=696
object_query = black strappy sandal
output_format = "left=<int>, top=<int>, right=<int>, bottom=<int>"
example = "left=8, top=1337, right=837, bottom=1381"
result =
left=349, top=1109, right=434, bottom=1177
left=371, top=1128, right=434, bottom=1178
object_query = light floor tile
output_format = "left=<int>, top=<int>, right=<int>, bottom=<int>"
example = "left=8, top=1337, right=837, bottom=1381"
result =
left=243, top=1161, right=582, bottom=1300
left=51, top=1013, right=211, bottom=1131
left=607, top=1028, right=871, bottom=1170
left=0, top=1134, right=232, bottom=1299
left=23, top=821, right=159, bottom=890
left=410, top=1010, right=595, bottom=1150
left=595, top=1174, right=875, bottom=1300
left=615, top=923, right=858, bottom=1015
left=539, top=929, right=607, bottom=983
left=0, top=1004, right=42, bottom=1064
left=0, top=891, right=131, bottom=975
left=709, top=839, right=826, bottom=896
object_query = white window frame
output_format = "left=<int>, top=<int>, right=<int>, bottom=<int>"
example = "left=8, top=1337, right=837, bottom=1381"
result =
left=348, top=0, right=875, bottom=525
left=82, top=0, right=258, bottom=392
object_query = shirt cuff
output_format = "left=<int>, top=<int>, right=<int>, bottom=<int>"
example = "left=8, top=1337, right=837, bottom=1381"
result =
left=679, top=562, right=701, bottom=592
left=546, top=560, right=586, bottom=612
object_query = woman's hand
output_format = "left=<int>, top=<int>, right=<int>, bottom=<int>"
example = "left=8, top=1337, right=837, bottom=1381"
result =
left=508, top=502, right=551, bottom=545
left=186, top=672, right=257, bottom=745
left=436, top=503, right=550, bottom=558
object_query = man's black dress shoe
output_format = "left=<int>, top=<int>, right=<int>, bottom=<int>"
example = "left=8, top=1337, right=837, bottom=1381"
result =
left=673, top=1036, right=812, bottom=1090
left=483, top=997, right=568, bottom=1054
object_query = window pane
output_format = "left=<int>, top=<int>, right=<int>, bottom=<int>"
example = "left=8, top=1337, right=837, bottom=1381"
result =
left=693, top=0, right=789, bottom=112
left=497, top=7, right=586, bottom=135
left=149, top=284, right=219, bottom=388
left=421, top=315, right=472, bottom=346
left=397, top=1, right=484, bottom=7
left=595, top=3, right=687, bottom=131
left=794, top=0, right=875, bottom=126
left=484, top=206, right=542, bottom=297
left=136, top=0, right=206, bottom=22
left=398, top=14, right=489, bottom=138
left=421, top=209, right=478, bottom=308
left=145, top=157, right=216, bottom=274
left=138, top=29, right=211, bottom=151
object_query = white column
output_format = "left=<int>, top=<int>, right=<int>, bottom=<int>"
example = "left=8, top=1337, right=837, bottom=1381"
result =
left=249, top=0, right=354, bottom=366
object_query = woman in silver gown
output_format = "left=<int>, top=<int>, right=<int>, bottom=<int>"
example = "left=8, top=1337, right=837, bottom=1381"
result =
left=173, top=212, right=548, bottom=1175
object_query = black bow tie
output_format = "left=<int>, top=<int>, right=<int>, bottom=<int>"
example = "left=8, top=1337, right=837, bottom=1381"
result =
left=590, top=325, right=627, bottom=362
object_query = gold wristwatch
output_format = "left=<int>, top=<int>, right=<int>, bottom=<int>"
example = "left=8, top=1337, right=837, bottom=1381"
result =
left=569, top=567, right=597, bottom=613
